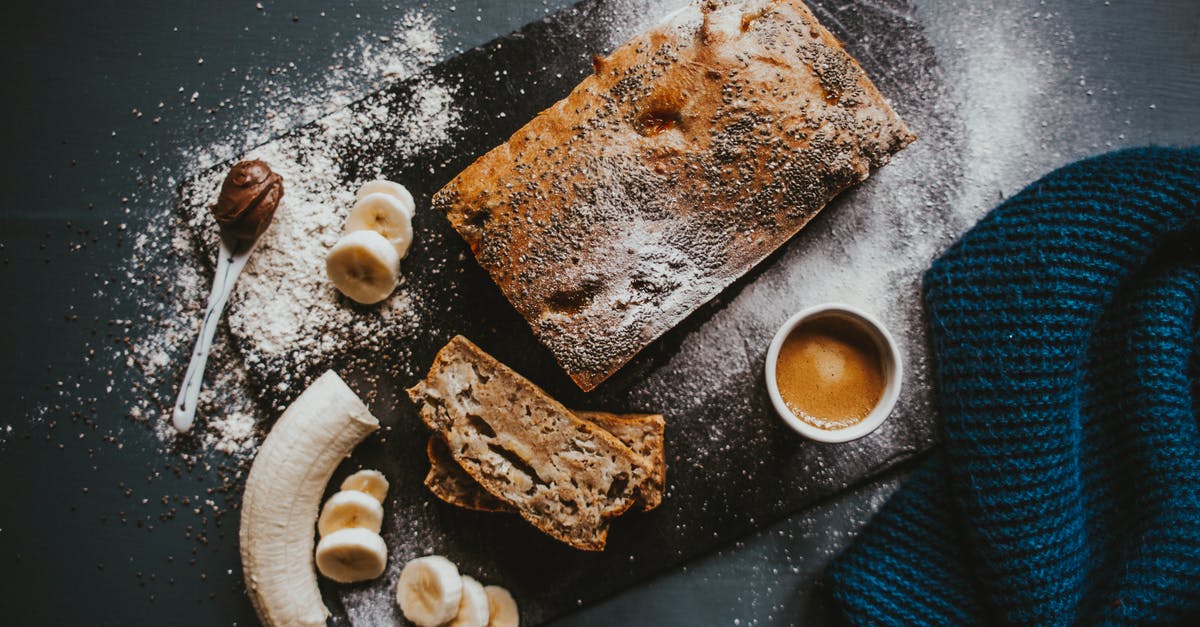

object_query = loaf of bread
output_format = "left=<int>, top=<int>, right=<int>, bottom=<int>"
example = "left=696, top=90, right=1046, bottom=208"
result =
left=425, top=410, right=666, bottom=513
left=433, top=0, right=915, bottom=391
left=407, top=336, right=651, bottom=551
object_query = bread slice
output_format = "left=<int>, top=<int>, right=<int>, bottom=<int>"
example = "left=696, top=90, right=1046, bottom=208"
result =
left=407, top=336, right=650, bottom=551
left=425, top=436, right=512, bottom=513
left=434, top=0, right=916, bottom=391
left=425, top=410, right=666, bottom=513
left=576, top=411, right=666, bottom=511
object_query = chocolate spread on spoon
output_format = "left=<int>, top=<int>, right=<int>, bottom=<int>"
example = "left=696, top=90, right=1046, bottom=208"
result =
left=212, top=159, right=284, bottom=240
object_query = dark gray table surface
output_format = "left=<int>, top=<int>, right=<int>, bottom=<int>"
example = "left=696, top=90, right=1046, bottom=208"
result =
left=3, top=1, right=1197, bottom=625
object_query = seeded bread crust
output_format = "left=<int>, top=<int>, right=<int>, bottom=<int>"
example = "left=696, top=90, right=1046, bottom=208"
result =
left=407, top=336, right=650, bottom=551
left=426, top=411, right=666, bottom=513
left=434, top=0, right=915, bottom=391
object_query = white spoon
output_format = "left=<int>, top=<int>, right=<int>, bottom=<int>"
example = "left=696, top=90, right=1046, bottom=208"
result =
left=172, top=230, right=259, bottom=432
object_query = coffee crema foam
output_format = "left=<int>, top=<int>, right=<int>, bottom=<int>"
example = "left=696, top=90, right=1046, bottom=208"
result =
left=774, top=316, right=885, bottom=430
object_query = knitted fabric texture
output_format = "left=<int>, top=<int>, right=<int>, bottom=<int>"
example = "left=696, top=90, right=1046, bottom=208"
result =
left=828, top=147, right=1200, bottom=624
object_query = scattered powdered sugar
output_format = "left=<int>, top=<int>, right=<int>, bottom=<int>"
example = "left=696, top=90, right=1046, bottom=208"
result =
left=203, top=411, right=259, bottom=455
left=395, top=82, right=462, bottom=161
left=176, top=70, right=462, bottom=404
left=365, top=11, right=446, bottom=81
left=188, top=10, right=449, bottom=169
left=124, top=8, right=457, bottom=460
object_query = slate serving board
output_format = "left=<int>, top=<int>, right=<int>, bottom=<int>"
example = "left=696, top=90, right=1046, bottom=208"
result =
left=179, top=0, right=961, bottom=623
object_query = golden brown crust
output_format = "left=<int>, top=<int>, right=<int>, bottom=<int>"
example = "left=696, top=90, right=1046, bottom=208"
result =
left=434, top=0, right=915, bottom=391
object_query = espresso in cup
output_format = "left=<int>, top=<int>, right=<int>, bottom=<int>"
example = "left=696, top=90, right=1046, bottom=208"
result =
left=773, top=316, right=885, bottom=430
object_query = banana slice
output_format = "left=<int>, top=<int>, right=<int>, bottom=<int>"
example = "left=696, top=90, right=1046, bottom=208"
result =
left=449, top=576, right=490, bottom=627
left=340, top=469, right=389, bottom=503
left=356, top=179, right=415, bottom=218
left=346, top=192, right=414, bottom=258
left=314, top=527, right=388, bottom=583
left=484, top=586, right=520, bottom=627
left=396, top=555, right=463, bottom=627
left=325, top=230, right=401, bottom=305
left=317, top=490, right=384, bottom=537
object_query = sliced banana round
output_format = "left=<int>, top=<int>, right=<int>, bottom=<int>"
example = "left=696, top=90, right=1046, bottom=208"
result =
left=346, top=192, right=414, bottom=258
left=317, top=490, right=384, bottom=537
left=314, top=528, right=388, bottom=583
left=484, top=586, right=520, bottom=627
left=356, top=179, right=415, bottom=218
left=325, top=230, right=401, bottom=305
left=449, top=576, right=490, bottom=627
left=396, top=555, right=463, bottom=627
left=340, top=469, right=389, bottom=503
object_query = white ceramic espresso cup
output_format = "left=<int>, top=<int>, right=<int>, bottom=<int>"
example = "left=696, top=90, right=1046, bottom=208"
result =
left=764, top=303, right=902, bottom=443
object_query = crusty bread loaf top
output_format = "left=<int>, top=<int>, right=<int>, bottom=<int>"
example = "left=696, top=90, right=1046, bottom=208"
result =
left=407, top=336, right=651, bottom=551
left=434, top=0, right=915, bottom=391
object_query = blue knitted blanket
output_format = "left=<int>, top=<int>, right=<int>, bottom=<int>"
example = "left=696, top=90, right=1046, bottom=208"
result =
left=827, top=147, right=1200, bottom=624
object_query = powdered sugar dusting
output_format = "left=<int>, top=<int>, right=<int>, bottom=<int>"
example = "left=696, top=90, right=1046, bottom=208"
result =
left=125, top=9, right=456, bottom=460
left=175, top=72, right=462, bottom=405
left=189, top=10, right=448, bottom=171
left=204, top=411, right=259, bottom=455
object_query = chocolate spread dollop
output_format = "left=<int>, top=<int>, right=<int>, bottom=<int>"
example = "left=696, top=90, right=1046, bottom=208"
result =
left=212, top=159, right=284, bottom=240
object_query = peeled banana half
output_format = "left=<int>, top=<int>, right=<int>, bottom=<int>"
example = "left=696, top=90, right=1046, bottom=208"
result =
left=239, top=371, right=379, bottom=627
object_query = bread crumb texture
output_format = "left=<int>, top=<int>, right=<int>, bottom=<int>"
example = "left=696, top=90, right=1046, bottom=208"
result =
left=408, top=336, right=652, bottom=551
